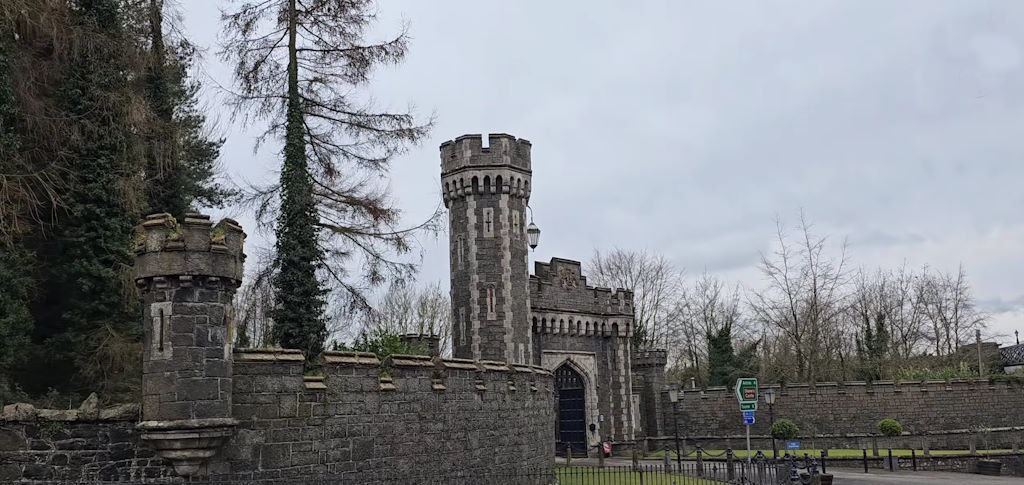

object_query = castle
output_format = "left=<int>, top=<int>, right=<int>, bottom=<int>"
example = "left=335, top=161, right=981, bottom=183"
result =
left=440, top=133, right=666, bottom=454
left=0, top=134, right=669, bottom=484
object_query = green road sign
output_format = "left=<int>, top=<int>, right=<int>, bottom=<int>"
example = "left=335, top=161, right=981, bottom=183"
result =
left=735, top=377, right=758, bottom=405
left=740, top=402, right=757, bottom=411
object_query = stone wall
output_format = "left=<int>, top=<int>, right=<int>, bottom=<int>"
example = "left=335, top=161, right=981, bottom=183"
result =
left=663, top=379, right=1024, bottom=450
left=1, top=350, right=555, bottom=484
left=217, top=349, right=554, bottom=483
left=0, top=420, right=176, bottom=483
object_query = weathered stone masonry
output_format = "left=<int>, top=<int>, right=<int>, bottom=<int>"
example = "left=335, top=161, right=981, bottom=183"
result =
left=530, top=258, right=636, bottom=447
left=440, top=135, right=649, bottom=455
left=442, top=134, right=533, bottom=364
left=664, top=379, right=1024, bottom=450
left=0, top=212, right=555, bottom=484
left=0, top=351, right=555, bottom=484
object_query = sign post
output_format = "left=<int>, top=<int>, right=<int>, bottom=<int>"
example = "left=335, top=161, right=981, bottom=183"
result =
left=735, top=378, right=759, bottom=464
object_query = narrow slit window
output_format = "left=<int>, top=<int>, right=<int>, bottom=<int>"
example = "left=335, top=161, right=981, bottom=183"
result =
left=158, top=308, right=165, bottom=352
left=459, top=307, right=466, bottom=346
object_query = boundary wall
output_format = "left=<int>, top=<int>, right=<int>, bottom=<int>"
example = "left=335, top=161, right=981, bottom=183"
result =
left=0, top=349, right=555, bottom=484
left=654, top=379, right=1024, bottom=451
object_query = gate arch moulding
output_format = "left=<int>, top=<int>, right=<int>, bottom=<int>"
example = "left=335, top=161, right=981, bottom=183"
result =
left=542, top=350, right=600, bottom=453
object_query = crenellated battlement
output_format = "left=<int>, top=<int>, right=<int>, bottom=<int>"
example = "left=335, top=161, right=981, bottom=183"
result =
left=233, top=349, right=553, bottom=395
left=633, top=349, right=668, bottom=368
left=680, top=378, right=1021, bottom=396
left=440, top=134, right=533, bottom=206
left=440, top=133, right=532, bottom=173
left=134, top=213, right=246, bottom=284
left=530, top=258, right=635, bottom=317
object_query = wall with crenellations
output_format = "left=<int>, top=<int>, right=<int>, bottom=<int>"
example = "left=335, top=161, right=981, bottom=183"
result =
left=659, top=379, right=1024, bottom=451
left=0, top=349, right=555, bottom=484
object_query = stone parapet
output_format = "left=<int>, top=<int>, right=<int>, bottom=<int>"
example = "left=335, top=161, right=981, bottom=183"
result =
left=440, top=133, right=532, bottom=173
left=134, top=213, right=245, bottom=283
left=225, top=348, right=555, bottom=483
left=530, top=258, right=634, bottom=318
left=633, top=349, right=668, bottom=368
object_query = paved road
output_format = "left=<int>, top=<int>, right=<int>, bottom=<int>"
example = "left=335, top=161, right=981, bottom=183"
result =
left=830, top=470, right=1024, bottom=484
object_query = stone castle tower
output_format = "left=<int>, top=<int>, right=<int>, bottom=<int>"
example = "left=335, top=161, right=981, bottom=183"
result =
left=441, top=134, right=533, bottom=364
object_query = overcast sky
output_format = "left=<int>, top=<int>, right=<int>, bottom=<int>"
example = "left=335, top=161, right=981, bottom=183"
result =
left=182, top=1, right=1024, bottom=345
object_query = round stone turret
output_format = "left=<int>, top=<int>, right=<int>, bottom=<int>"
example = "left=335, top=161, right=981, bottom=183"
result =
left=441, top=133, right=533, bottom=364
left=133, top=213, right=245, bottom=476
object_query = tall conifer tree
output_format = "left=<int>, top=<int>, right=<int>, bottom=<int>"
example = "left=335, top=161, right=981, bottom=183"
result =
left=143, top=0, right=235, bottom=218
left=221, top=0, right=437, bottom=357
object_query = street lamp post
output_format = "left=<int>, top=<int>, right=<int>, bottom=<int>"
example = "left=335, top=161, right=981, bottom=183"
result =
left=668, top=385, right=681, bottom=472
left=764, top=389, right=778, bottom=459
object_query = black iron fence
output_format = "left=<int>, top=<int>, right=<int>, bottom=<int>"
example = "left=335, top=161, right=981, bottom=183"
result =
left=555, top=453, right=830, bottom=485
left=2, top=459, right=829, bottom=485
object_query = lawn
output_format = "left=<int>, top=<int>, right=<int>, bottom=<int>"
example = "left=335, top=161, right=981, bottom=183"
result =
left=555, top=466, right=726, bottom=485
left=645, top=448, right=1015, bottom=459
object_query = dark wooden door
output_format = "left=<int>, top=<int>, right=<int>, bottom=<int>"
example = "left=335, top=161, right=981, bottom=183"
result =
left=555, top=364, right=586, bottom=455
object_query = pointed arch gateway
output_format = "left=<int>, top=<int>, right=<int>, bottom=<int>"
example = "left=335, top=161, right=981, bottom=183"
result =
left=554, top=362, right=587, bottom=456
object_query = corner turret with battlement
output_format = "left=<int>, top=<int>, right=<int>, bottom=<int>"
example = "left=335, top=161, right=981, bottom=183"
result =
left=442, top=133, right=534, bottom=365
left=133, top=213, right=245, bottom=476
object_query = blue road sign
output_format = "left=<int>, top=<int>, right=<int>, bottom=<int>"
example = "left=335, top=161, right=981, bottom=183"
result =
left=742, top=410, right=755, bottom=425
left=786, top=440, right=801, bottom=450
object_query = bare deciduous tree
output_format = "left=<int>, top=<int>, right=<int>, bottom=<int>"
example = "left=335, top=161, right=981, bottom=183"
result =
left=667, top=272, right=743, bottom=385
left=587, top=248, right=683, bottom=348
left=366, top=281, right=452, bottom=356
left=748, top=213, right=849, bottom=382
left=917, top=264, right=986, bottom=357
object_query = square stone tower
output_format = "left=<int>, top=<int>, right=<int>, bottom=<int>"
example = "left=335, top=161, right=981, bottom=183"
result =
left=441, top=134, right=533, bottom=364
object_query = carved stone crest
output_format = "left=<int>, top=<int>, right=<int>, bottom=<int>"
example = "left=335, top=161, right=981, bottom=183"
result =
left=558, top=268, right=578, bottom=289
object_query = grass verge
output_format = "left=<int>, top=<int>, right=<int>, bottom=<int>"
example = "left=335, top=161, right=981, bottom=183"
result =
left=645, top=448, right=1015, bottom=459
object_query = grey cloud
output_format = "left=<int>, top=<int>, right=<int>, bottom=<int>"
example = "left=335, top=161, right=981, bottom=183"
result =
left=181, top=1, right=1024, bottom=330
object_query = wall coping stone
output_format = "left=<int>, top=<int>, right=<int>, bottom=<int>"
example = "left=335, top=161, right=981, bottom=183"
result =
left=390, top=354, right=434, bottom=367
left=479, top=360, right=510, bottom=372
left=665, top=378, right=1020, bottom=395
left=439, top=357, right=477, bottom=370
left=511, top=363, right=534, bottom=374
left=234, top=348, right=304, bottom=362
left=323, top=350, right=380, bottom=366
left=303, top=375, right=327, bottom=390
